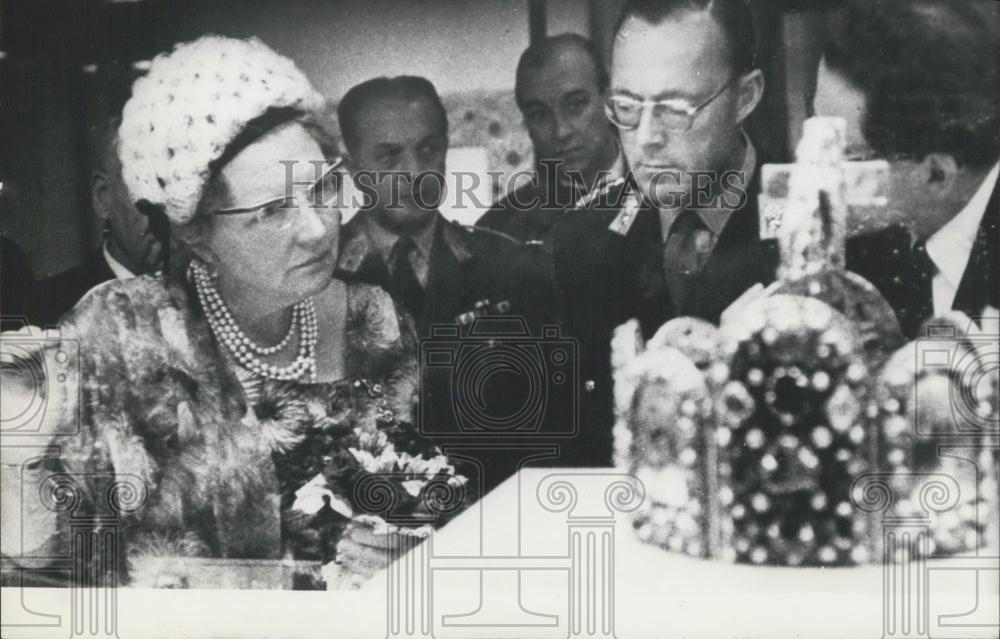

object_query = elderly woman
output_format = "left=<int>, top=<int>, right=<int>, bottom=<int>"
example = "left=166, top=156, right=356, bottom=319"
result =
left=1, top=36, right=461, bottom=589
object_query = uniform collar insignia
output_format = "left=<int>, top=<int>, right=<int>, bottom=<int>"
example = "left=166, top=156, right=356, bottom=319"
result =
left=572, top=176, right=626, bottom=210
left=440, top=219, right=475, bottom=263
left=338, top=211, right=473, bottom=273
left=608, top=191, right=642, bottom=236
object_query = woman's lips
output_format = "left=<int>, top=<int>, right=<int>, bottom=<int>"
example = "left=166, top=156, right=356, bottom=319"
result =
left=297, top=249, right=333, bottom=269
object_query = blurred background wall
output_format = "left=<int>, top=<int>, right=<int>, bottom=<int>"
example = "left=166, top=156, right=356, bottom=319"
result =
left=1, top=0, right=829, bottom=278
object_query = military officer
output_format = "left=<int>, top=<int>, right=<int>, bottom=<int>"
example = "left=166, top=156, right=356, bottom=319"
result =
left=551, top=0, right=777, bottom=467
left=335, top=76, right=554, bottom=338
left=336, top=76, right=563, bottom=493
left=477, top=33, right=623, bottom=250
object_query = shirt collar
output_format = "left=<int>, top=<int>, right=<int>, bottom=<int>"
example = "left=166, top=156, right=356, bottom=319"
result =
left=362, top=212, right=438, bottom=265
left=102, top=239, right=136, bottom=280
left=659, top=131, right=757, bottom=240
left=925, top=162, right=1000, bottom=287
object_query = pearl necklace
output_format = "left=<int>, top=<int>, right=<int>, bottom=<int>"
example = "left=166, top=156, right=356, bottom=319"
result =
left=190, top=261, right=318, bottom=382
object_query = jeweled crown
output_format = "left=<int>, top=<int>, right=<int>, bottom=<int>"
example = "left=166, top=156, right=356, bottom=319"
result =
left=613, top=118, right=998, bottom=566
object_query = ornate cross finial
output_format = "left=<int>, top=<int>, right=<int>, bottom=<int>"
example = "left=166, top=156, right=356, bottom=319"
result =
left=759, top=117, right=891, bottom=281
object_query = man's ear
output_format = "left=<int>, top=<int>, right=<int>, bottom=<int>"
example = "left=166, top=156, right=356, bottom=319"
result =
left=735, top=69, right=765, bottom=126
left=91, top=171, right=111, bottom=222
left=920, top=152, right=960, bottom=195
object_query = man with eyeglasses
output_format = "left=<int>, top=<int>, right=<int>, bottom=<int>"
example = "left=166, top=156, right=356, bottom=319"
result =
left=826, top=0, right=999, bottom=339
left=551, top=0, right=773, bottom=467
left=477, top=34, right=623, bottom=249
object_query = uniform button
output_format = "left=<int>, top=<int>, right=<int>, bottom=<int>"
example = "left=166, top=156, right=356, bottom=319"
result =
left=585, top=380, right=596, bottom=392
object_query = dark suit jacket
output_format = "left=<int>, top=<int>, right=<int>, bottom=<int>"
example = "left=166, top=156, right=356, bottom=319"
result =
left=847, top=180, right=999, bottom=339
left=552, top=172, right=777, bottom=466
left=337, top=211, right=565, bottom=493
left=1, top=236, right=38, bottom=331
left=35, top=250, right=117, bottom=326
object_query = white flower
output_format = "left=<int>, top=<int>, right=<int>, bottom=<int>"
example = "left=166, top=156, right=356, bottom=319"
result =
left=292, top=474, right=353, bottom=518
left=348, top=448, right=376, bottom=471
left=421, top=454, right=452, bottom=478
left=375, top=445, right=400, bottom=471
left=401, top=480, right=425, bottom=497
left=357, top=427, right=389, bottom=453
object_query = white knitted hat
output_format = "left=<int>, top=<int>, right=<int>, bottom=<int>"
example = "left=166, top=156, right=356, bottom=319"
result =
left=118, top=35, right=326, bottom=225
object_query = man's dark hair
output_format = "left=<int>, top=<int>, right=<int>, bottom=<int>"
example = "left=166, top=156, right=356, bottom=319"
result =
left=515, top=33, right=609, bottom=107
left=337, top=76, right=448, bottom=154
left=614, top=0, right=759, bottom=75
left=825, top=0, right=999, bottom=168
left=91, top=116, right=121, bottom=176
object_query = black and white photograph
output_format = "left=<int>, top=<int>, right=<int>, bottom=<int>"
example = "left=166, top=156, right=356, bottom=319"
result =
left=0, top=0, right=997, bottom=637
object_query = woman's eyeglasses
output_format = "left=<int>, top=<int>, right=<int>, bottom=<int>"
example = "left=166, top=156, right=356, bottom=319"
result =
left=605, top=77, right=737, bottom=132
left=213, top=158, right=344, bottom=231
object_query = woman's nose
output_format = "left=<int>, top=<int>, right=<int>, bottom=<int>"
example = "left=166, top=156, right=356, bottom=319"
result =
left=295, top=205, right=331, bottom=245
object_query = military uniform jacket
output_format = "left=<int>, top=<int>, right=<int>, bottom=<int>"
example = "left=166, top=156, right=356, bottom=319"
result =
left=554, top=171, right=774, bottom=337
left=336, top=211, right=566, bottom=491
left=477, top=160, right=626, bottom=251
left=551, top=174, right=777, bottom=466
left=477, top=180, right=585, bottom=249
left=337, top=210, right=555, bottom=338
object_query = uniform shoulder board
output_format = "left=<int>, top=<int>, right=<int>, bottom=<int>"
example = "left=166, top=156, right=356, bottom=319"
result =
left=572, top=176, right=626, bottom=211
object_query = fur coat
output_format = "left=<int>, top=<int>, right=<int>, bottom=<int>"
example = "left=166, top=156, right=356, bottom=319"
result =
left=17, top=271, right=421, bottom=585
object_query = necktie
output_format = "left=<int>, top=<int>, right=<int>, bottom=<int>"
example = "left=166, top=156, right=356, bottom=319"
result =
left=904, top=238, right=937, bottom=336
left=389, top=235, right=424, bottom=316
left=662, top=210, right=712, bottom=314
